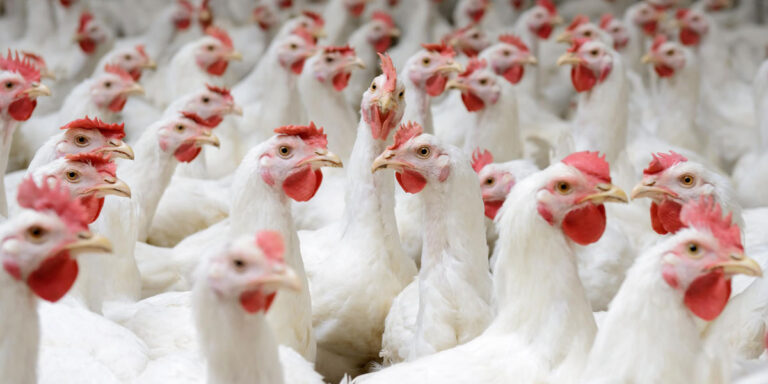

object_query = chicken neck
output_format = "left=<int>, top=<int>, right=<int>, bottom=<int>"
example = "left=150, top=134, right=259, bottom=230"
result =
left=463, top=82, right=522, bottom=162
left=402, top=67, right=435, bottom=134
left=0, top=273, right=40, bottom=384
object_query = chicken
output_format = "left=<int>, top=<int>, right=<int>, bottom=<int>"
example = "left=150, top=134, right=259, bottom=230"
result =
left=322, top=0, right=369, bottom=45
left=598, top=13, right=631, bottom=52
left=732, top=59, right=768, bottom=208
left=353, top=152, right=628, bottom=383
left=299, top=54, right=416, bottom=380
left=345, top=11, right=400, bottom=109
left=0, top=176, right=113, bottom=384
left=583, top=198, right=761, bottom=383
left=0, top=51, right=51, bottom=217
left=377, top=123, right=492, bottom=363
left=193, top=231, right=323, bottom=384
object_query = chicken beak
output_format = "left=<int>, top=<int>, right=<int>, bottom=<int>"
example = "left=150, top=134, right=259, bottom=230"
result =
left=23, top=82, right=52, bottom=98
left=312, top=28, right=328, bottom=39
left=378, top=93, right=397, bottom=114
left=121, top=83, right=145, bottom=96
left=371, top=150, right=409, bottom=173
left=227, top=51, right=244, bottom=61
left=99, top=141, right=135, bottom=160
left=517, top=54, right=538, bottom=66
left=555, top=31, right=572, bottom=43
left=298, top=150, right=343, bottom=169
left=641, top=53, right=658, bottom=64
left=551, top=15, right=565, bottom=25
left=436, top=61, right=464, bottom=74
left=556, top=52, right=581, bottom=66
left=709, top=255, right=762, bottom=277
left=143, top=59, right=158, bottom=70
left=390, top=28, right=401, bottom=38
left=445, top=78, right=468, bottom=91
left=230, top=103, right=244, bottom=116
left=630, top=182, right=674, bottom=200
left=347, top=57, right=366, bottom=69
left=580, top=183, right=629, bottom=204
left=87, top=177, right=132, bottom=198
left=194, top=132, right=221, bottom=148
left=65, top=232, right=113, bottom=255
left=248, top=266, right=302, bottom=292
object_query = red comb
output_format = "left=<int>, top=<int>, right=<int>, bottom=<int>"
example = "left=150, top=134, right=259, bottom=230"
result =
left=421, top=42, right=456, bottom=57
left=205, top=26, right=234, bottom=49
left=255, top=230, right=285, bottom=263
left=680, top=197, right=743, bottom=251
left=61, top=116, right=126, bottom=140
left=18, top=176, right=89, bottom=232
left=274, top=122, right=328, bottom=149
left=293, top=27, right=317, bottom=46
left=643, top=151, right=688, bottom=175
left=302, top=11, right=325, bottom=27
left=537, top=0, right=557, bottom=15
left=459, top=58, right=487, bottom=78
left=135, top=44, right=149, bottom=59
left=77, top=12, right=93, bottom=34
left=651, top=34, right=667, bottom=52
left=378, top=53, right=397, bottom=93
left=65, top=152, right=117, bottom=177
left=324, top=45, right=356, bottom=56
left=599, top=13, right=614, bottom=29
left=562, top=151, right=611, bottom=183
left=567, top=15, right=590, bottom=31
left=498, top=34, right=529, bottom=52
left=205, top=83, right=233, bottom=101
left=371, top=11, right=395, bottom=28
left=388, top=121, right=423, bottom=150
left=104, top=64, right=134, bottom=83
left=181, top=111, right=219, bottom=128
left=0, top=50, right=41, bottom=83
left=472, top=149, right=493, bottom=173
left=567, top=38, right=591, bottom=53
left=675, top=8, right=691, bottom=20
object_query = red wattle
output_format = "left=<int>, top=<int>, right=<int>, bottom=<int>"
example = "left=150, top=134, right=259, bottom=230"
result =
left=650, top=200, right=683, bottom=234
left=80, top=196, right=105, bottom=224
left=679, top=28, right=701, bottom=46
left=373, top=37, right=393, bottom=53
left=332, top=72, right=352, bottom=91
left=174, top=142, right=203, bottom=163
left=684, top=269, right=731, bottom=321
left=8, top=97, right=37, bottom=121
left=654, top=64, right=675, bottom=78
left=425, top=74, right=448, bottom=96
left=206, top=59, right=229, bottom=76
left=348, top=3, right=365, bottom=16
left=469, top=9, right=485, bottom=22
left=461, top=92, right=485, bottom=112
left=642, top=21, right=658, bottom=36
left=562, top=204, right=607, bottom=245
left=396, top=170, right=427, bottom=194
left=129, top=68, right=142, bottom=81
left=534, top=24, right=553, bottom=39
left=175, top=19, right=192, bottom=30
left=108, top=96, right=128, bottom=112
left=291, top=59, right=306, bottom=74
left=502, top=65, right=525, bottom=84
left=78, top=39, right=97, bottom=54
left=283, top=166, right=323, bottom=202
left=571, top=64, right=597, bottom=93
left=27, top=252, right=79, bottom=302
left=240, top=290, right=277, bottom=313
left=484, top=200, right=505, bottom=220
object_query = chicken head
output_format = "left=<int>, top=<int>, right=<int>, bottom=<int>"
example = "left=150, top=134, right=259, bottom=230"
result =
left=598, top=14, right=629, bottom=51
left=557, top=39, right=614, bottom=93
left=407, top=42, right=462, bottom=97
left=278, top=28, right=318, bottom=75
left=446, top=58, right=501, bottom=112
left=471, top=149, right=538, bottom=220
left=58, top=117, right=133, bottom=160
left=484, top=35, right=537, bottom=85
left=104, top=45, right=157, bottom=81
left=90, top=65, right=144, bottom=113
left=367, top=12, right=400, bottom=53
left=74, top=12, right=110, bottom=55
left=675, top=9, right=709, bottom=47
left=525, top=0, right=563, bottom=40
left=310, top=46, right=365, bottom=91
left=361, top=53, right=406, bottom=141
left=641, top=35, right=687, bottom=79
left=0, top=51, right=50, bottom=122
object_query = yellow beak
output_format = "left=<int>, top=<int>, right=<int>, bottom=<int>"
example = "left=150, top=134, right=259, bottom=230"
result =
left=143, top=59, right=157, bottom=70
left=194, top=132, right=221, bottom=148
left=86, top=178, right=132, bottom=198
left=64, top=232, right=113, bottom=255
left=445, top=78, right=468, bottom=91
left=630, top=183, right=674, bottom=201
left=579, top=183, right=629, bottom=204
left=555, top=31, right=572, bottom=43
left=435, top=61, right=464, bottom=74
left=121, top=83, right=145, bottom=96
left=227, top=51, right=243, bottom=61
left=641, top=53, right=658, bottom=64
left=99, top=141, right=134, bottom=160
left=23, top=82, right=52, bottom=98
left=709, top=255, right=762, bottom=277
left=298, top=150, right=343, bottom=169
left=371, top=150, right=410, bottom=173
left=556, top=52, right=581, bottom=66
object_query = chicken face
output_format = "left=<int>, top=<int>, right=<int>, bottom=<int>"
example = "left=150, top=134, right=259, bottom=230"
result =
left=446, top=59, right=500, bottom=112
left=180, top=85, right=242, bottom=127
left=557, top=39, right=614, bottom=93
left=367, top=12, right=399, bottom=53
left=630, top=151, right=731, bottom=236
left=59, top=117, right=131, bottom=160
left=311, top=46, right=365, bottom=91
left=105, top=45, right=156, bottom=81
left=173, top=0, right=196, bottom=30
left=536, top=151, right=628, bottom=245
left=485, top=35, right=537, bottom=84
left=675, top=9, right=709, bottom=47
left=660, top=198, right=760, bottom=321
left=471, top=149, right=538, bottom=220
left=407, top=44, right=462, bottom=97
left=278, top=30, right=318, bottom=75
left=371, top=122, right=450, bottom=194
left=599, top=14, right=629, bottom=51
left=74, top=12, right=109, bottom=54
left=157, top=113, right=221, bottom=163
left=205, top=232, right=300, bottom=314
left=445, top=26, right=491, bottom=57
left=252, top=5, right=279, bottom=31
left=289, top=11, right=326, bottom=40
left=458, top=0, right=490, bottom=23
left=259, top=123, right=342, bottom=202
left=90, top=65, right=144, bottom=113
left=2, top=177, right=112, bottom=302
left=628, top=2, right=663, bottom=36
left=642, top=36, right=686, bottom=78
left=33, top=153, right=130, bottom=223
left=362, top=54, right=406, bottom=141
left=195, top=27, right=242, bottom=76
left=556, top=15, right=598, bottom=44
left=0, top=52, right=50, bottom=122
left=525, top=0, right=563, bottom=40
left=343, top=0, right=368, bottom=17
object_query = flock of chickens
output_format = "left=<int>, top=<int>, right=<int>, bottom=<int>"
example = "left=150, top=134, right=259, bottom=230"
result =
left=2, top=0, right=768, bottom=382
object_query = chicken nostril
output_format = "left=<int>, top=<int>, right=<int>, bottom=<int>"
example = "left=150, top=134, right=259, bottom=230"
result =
left=77, top=231, right=93, bottom=240
left=644, top=180, right=656, bottom=187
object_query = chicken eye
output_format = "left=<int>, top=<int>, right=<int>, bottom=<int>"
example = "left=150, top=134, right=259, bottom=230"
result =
left=479, top=78, right=488, bottom=85
left=485, top=177, right=495, bottom=186
left=422, top=57, right=431, bottom=66
left=666, top=49, right=675, bottom=56
left=74, top=135, right=89, bottom=147
left=398, top=90, right=404, bottom=98
left=202, top=97, right=210, bottom=103
left=325, top=56, right=335, bottom=63
left=502, top=50, right=511, bottom=57
left=679, top=174, right=695, bottom=187
left=471, top=33, right=480, bottom=39
left=370, top=82, right=377, bottom=91
left=207, top=45, right=215, bottom=51
left=278, top=146, right=292, bottom=157
left=686, top=242, right=701, bottom=257
left=27, top=225, right=46, bottom=241
left=65, top=170, right=80, bottom=182
left=4, top=81, right=13, bottom=89
left=232, top=259, right=246, bottom=269
left=290, top=43, right=298, bottom=50
left=555, top=181, right=571, bottom=194
left=124, top=54, right=132, bottom=60
left=590, top=49, right=600, bottom=56
left=104, top=81, right=112, bottom=88
left=612, top=27, right=620, bottom=33
left=416, top=146, right=430, bottom=158
left=175, top=124, right=186, bottom=132
left=583, top=30, right=592, bottom=37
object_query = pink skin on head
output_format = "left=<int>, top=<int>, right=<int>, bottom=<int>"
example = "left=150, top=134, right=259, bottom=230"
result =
left=418, top=43, right=457, bottom=96
left=530, top=0, right=559, bottom=39
left=388, top=122, right=428, bottom=193
left=453, top=58, right=499, bottom=112
left=199, top=26, right=236, bottom=76
left=676, top=9, right=707, bottom=47
left=64, top=152, right=117, bottom=223
left=642, top=151, right=688, bottom=234
left=566, top=39, right=613, bottom=93
left=319, top=46, right=358, bottom=91
left=269, top=123, right=328, bottom=201
left=472, top=149, right=508, bottom=219
left=76, top=12, right=97, bottom=54
left=648, top=35, right=679, bottom=78
left=363, top=53, right=400, bottom=141
left=240, top=231, right=284, bottom=313
left=1, top=51, right=43, bottom=121
left=370, top=12, right=396, bottom=53
left=599, top=14, right=629, bottom=51
left=103, top=64, right=137, bottom=112
left=495, top=35, right=531, bottom=84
